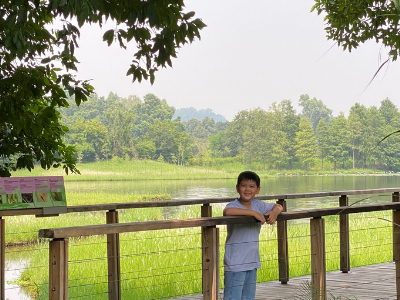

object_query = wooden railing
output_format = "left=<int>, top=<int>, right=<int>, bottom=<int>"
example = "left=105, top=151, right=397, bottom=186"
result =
left=1, top=188, right=400, bottom=299
left=39, top=198, right=400, bottom=300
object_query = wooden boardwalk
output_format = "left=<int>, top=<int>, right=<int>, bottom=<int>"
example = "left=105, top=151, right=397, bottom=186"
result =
left=170, top=262, right=397, bottom=300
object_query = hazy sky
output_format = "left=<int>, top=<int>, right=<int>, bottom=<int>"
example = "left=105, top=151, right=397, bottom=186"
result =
left=74, top=0, right=400, bottom=121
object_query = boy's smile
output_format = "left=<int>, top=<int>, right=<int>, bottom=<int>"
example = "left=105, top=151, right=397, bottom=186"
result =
left=236, top=179, right=260, bottom=206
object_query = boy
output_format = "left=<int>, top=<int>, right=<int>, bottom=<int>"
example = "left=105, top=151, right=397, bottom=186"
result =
left=223, top=171, right=283, bottom=300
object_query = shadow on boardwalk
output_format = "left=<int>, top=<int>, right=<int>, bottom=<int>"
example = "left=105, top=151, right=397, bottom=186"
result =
left=170, top=262, right=395, bottom=300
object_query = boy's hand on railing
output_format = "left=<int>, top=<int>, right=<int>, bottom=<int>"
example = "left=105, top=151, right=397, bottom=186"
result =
left=265, top=204, right=283, bottom=225
left=224, top=207, right=267, bottom=224
left=265, top=212, right=277, bottom=225
left=253, top=211, right=267, bottom=224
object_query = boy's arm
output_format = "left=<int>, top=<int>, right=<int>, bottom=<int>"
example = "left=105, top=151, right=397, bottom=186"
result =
left=265, top=204, right=283, bottom=225
left=224, top=207, right=267, bottom=224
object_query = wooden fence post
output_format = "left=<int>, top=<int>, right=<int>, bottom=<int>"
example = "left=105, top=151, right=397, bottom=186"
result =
left=202, top=226, right=220, bottom=300
left=106, top=210, right=121, bottom=300
left=394, top=192, right=400, bottom=263
left=202, top=204, right=212, bottom=218
left=49, top=238, right=68, bottom=300
left=310, top=217, right=326, bottom=300
left=339, top=195, right=350, bottom=273
left=0, top=217, right=4, bottom=300
left=277, top=199, right=289, bottom=284
left=394, top=192, right=400, bottom=203
left=201, top=204, right=219, bottom=300
left=393, top=209, right=400, bottom=300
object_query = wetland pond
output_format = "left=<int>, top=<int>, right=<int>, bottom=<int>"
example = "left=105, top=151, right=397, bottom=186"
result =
left=6, top=174, right=400, bottom=299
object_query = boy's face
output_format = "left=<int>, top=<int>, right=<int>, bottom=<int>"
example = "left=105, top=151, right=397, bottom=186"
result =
left=236, top=179, right=260, bottom=202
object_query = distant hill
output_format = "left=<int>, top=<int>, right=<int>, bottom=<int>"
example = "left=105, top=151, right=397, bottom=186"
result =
left=173, top=107, right=227, bottom=122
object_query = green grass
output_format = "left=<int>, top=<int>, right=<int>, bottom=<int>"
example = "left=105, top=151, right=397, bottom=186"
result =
left=4, top=192, right=170, bottom=245
left=14, top=204, right=393, bottom=300
left=11, top=159, right=394, bottom=182
left=11, top=159, right=236, bottom=181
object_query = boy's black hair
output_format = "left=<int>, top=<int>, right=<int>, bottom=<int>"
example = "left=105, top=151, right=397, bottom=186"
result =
left=237, top=171, right=260, bottom=187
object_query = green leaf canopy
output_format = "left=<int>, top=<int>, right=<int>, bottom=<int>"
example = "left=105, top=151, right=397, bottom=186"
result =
left=0, top=0, right=205, bottom=176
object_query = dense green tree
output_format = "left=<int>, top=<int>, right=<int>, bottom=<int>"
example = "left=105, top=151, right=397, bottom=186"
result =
left=315, top=119, right=330, bottom=170
left=60, top=94, right=106, bottom=126
left=295, top=117, right=317, bottom=169
left=133, top=94, right=175, bottom=136
left=266, top=129, right=289, bottom=170
left=209, top=131, right=230, bottom=158
left=223, top=108, right=275, bottom=168
left=253, top=110, right=288, bottom=170
left=66, top=118, right=108, bottom=162
left=175, top=128, right=193, bottom=165
left=379, top=98, right=400, bottom=125
left=184, top=118, right=203, bottom=138
left=348, top=103, right=371, bottom=168
left=378, top=118, right=400, bottom=171
left=0, top=0, right=205, bottom=176
left=298, top=94, right=333, bottom=131
left=377, top=99, right=400, bottom=170
left=202, top=117, right=220, bottom=136
left=270, top=100, right=300, bottom=169
left=313, top=0, right=400, bottom=61
left=242, top=127, right=257, bottom=170
left=366, top=106, right=386, bottom=168
left=348, top=104, right=386, bottom=169
left=223, top=110, right=251, bottom=157
left=327, top=113, right=349, bottom=169
left=60, top=91, right=198, bottom=163
left=135, top=139, right=156, bottom=159
left=144, top=119, right=192, bottom=163
left=105, top=100, right=136, bottom=158
left=245, top=108, right=268, bottom=169
left=347, top=111, right=363, bottom=169
left=184, top=117, right=227, bottom=159
left=184, top=117, right=225, bottom=139
left=66, top=119, right=92, bottom=163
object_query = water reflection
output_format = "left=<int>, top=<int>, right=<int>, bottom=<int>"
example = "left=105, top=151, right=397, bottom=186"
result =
left=5, top=256, right=31, bottom=300
left=65, top=175, right=400, bottom=210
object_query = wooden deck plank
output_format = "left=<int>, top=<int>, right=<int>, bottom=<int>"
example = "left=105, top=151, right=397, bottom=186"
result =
left=169, top=262, right=396, bottom=300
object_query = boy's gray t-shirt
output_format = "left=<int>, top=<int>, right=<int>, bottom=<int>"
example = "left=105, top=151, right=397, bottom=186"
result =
left=223, top=199, right=275, bottom=272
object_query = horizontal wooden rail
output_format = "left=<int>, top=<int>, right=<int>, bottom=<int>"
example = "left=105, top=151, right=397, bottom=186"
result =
left=282, top=202, right=400, bottom=220
left=39, top=201, right=400, bottom=239
left=39, top=216, right=257, bottom=238
left=2, top=188, right=399, bottom=217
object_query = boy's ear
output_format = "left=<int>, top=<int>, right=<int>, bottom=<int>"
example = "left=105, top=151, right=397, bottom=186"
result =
left=256, top=186, right=261, bottom=194
left=236, top=184, right=239, bottom=193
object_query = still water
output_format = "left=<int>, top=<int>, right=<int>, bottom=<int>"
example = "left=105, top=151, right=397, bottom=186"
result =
left=65, top=174, right=400, bottom=210
left=6, top=175, right=400, bottom=299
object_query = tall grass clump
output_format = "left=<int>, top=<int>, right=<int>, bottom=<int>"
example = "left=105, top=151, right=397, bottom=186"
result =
left=20, top=227, right=205, bottom=299
left=11, top=160, right=235, bottom=181
left=4, top=192, right=170, bottom=245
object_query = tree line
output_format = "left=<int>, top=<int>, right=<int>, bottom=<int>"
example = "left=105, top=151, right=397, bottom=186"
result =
left=60, top=93, right=226, bottom=165
left=60, top=93, right=400, bottom=171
